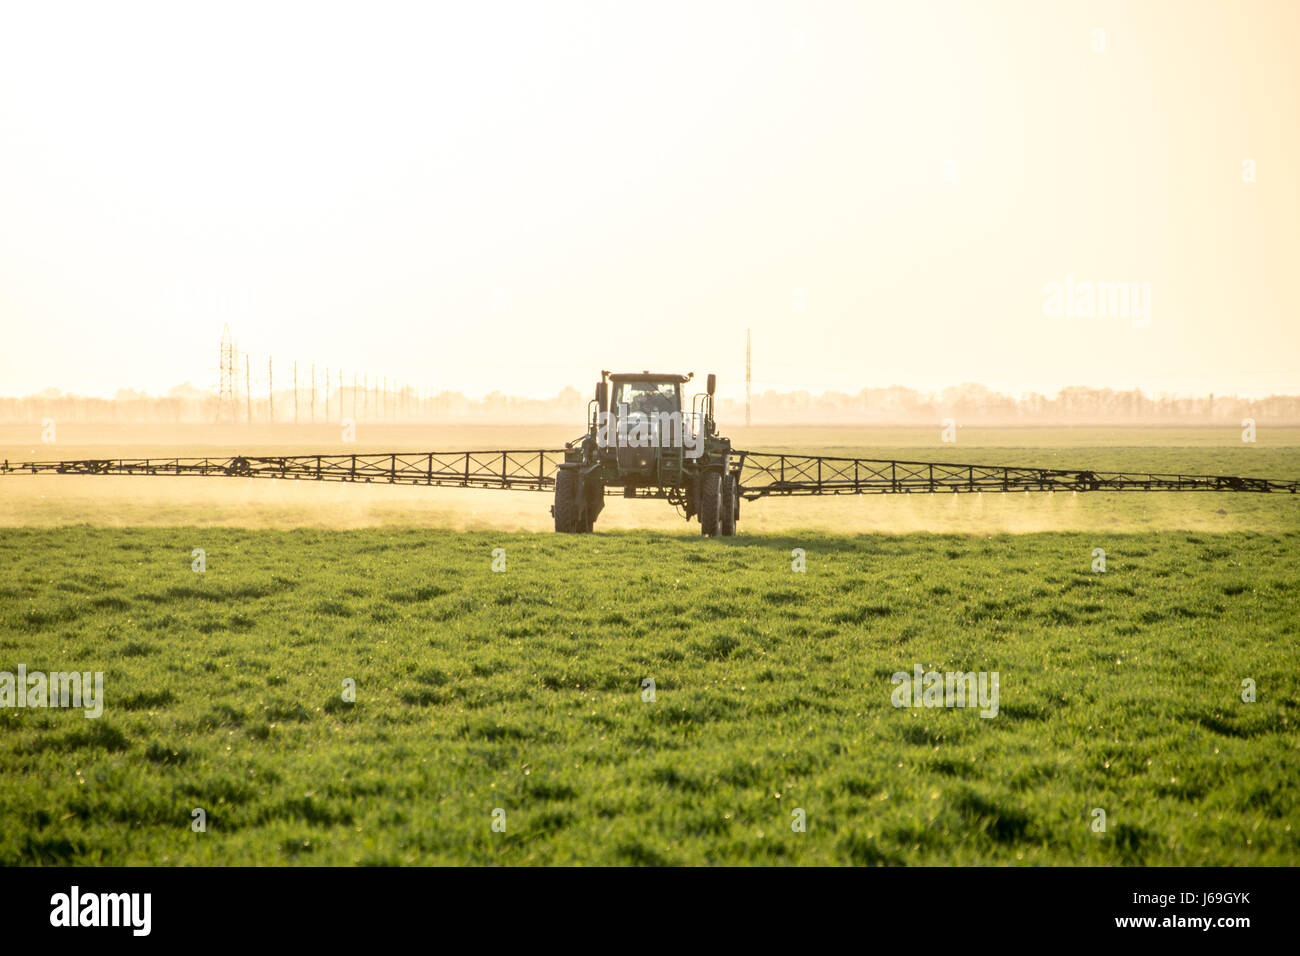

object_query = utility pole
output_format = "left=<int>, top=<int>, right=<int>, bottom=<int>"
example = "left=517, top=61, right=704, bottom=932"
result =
left=362, top=373, right=367, bottom=421
left=353, top=372, right=358, bottom=420
left=216, top=334, right=225, bottom=425
left=268, top=357, right=274, bottom=423
left=338, top=369, right=343, bottom=423
left=245, top=354, right=251, bottom=425
left=325, top=367, right=330, bottom=421
left=311, top=364, right=316, bottom=424
left=745, top=327, right=752, bottom=427
left=217, top=325, right=236, bottom=424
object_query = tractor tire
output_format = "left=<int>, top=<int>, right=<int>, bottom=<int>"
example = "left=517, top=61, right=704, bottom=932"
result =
left=553, top=466, right=581, bottom=533
left=719, top=473, right=737, bottom=536
left=699, top=470, right=722, bottom=537
left=583, top=479, right=604, bottom=533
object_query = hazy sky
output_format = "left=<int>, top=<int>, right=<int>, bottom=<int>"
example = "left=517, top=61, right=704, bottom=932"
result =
left=1, top=0, right=1297, bottom=400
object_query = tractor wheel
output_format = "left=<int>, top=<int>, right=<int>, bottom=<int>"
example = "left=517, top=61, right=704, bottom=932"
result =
left=719, top=473, right=737, bottom=536
left=699, top=470, right=722, bottom=537
left=553, top=466, right=580, bottom=533
left=583, top=479, right=604, bottom=533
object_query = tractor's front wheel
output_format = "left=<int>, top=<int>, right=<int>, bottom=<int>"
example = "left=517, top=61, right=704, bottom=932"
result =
left=583, top=478, right=603, bottom=532
left=699, top=471, right=722, bottom=536
left=719, top=473, right=737, bottom=536
left=553, top=466, right=581, bottom=533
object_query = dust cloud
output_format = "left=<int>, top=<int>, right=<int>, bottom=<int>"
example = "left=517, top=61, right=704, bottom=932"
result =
left=1, top=476, right=1291, bottom=534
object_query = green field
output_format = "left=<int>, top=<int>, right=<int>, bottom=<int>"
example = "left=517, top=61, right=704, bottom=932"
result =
left=2, top=524, right=1297, bottom=865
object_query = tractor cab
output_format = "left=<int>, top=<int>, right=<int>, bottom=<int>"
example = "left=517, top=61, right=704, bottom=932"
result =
left=603, top=372, right=690, bottom=481
left=605, top=372, right=688, bottom=447
left=613, top=377, right=680, bottom=418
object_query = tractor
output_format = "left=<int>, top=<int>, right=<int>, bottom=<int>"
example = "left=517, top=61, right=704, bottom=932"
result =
left=551, top=370, right=741, bottom=535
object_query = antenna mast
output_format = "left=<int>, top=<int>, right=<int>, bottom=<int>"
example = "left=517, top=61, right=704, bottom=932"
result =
left=745, top=328, right=752, bottom=427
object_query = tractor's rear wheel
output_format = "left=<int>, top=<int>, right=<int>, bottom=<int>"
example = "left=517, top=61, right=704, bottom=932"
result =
left=553, top=466, right=581, bottom=533
left=719, top=473, right=737, bottom=536
left=699, top=471, right=722, bottom=536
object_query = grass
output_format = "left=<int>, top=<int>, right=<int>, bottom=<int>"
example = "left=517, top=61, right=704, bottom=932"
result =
left=2, top=525, right=1297, bottom=865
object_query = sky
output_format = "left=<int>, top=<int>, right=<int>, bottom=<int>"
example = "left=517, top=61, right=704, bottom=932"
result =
left=1, top=0, right=1297, bottom=401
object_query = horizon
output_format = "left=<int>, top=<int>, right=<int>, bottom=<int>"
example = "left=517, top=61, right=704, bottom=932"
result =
left=12, top=377, right=1300, bottom=404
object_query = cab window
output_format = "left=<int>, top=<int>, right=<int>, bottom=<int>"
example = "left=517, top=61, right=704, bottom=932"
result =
left=613, top=381, right=679, bottom=415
